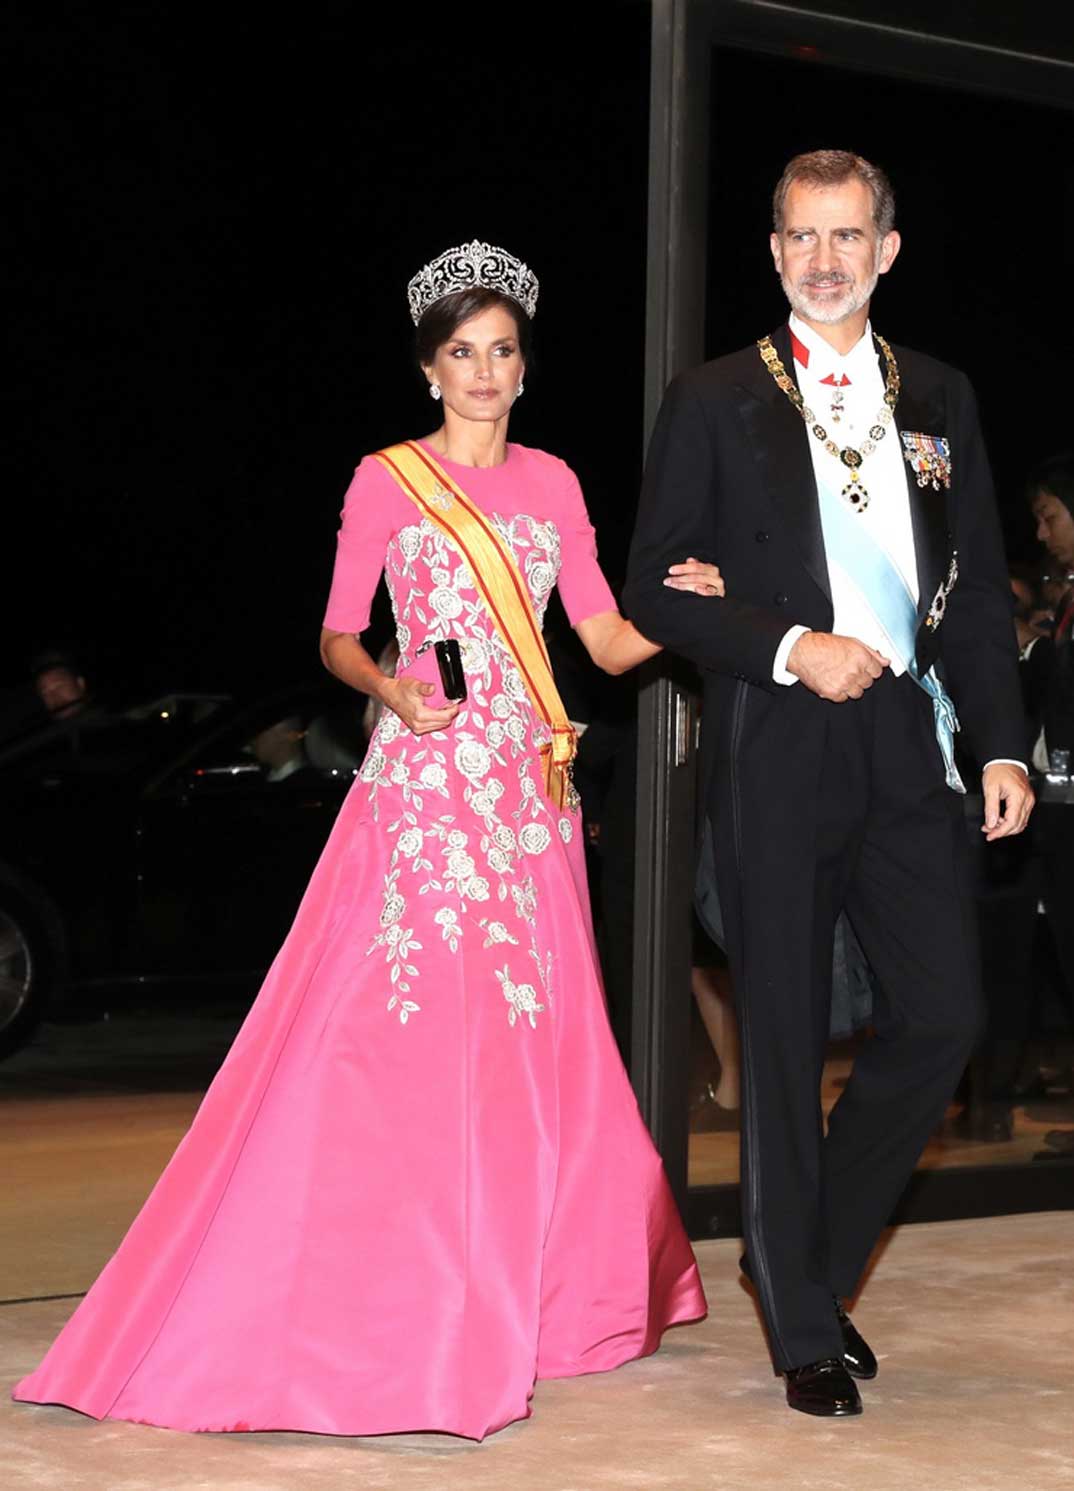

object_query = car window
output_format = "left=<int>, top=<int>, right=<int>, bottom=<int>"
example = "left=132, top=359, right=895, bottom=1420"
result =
left=185, top=702, right=365, bottom=790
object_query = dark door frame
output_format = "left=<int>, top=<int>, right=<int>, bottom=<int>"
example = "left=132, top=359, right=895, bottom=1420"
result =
left=634, top=0, right=1074, bottom=1225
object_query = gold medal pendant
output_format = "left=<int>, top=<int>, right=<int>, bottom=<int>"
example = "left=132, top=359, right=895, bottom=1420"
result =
left=840, top=450, right=870, bottom=511
left=756, top=334, right=899, bottom=520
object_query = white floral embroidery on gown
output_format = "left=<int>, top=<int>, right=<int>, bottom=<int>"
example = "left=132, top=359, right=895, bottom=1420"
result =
left=362, top=512, right=573, bottom=1028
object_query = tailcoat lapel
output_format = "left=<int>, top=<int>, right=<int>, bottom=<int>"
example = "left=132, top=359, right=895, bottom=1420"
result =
left=890, top=345, right=950, bottom=651
left=734, top=324, right=832, bottom=605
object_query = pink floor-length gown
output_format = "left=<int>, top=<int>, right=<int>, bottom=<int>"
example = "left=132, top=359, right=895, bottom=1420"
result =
left=14, top=440, right=706, bottom=1440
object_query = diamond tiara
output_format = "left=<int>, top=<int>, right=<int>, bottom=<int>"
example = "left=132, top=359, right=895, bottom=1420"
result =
left=407, top=240, right=539, bottom=326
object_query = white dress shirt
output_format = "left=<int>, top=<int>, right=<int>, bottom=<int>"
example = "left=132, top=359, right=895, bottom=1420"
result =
left=773, top=313, right=917, bottom=681
left=772, top=315, right=1024, bottom=775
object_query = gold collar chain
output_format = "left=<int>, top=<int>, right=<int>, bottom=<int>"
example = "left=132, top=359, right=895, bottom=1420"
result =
left=757, top=333, right=901, bottom=513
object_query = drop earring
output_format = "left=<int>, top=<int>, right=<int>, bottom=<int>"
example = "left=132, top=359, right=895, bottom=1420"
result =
left=515, top=381, right=524, bottom=398
left=429, top=383, right=442, bottom=401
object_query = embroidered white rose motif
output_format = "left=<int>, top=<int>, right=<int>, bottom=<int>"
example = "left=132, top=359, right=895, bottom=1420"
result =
left=380, top=890, right=405, bottom=926
left=493, top=824, right=516, bottom=851
left=455, top=739, right=492, bottom=780
left=399, top=526, right=423, bottom=561
left=519, top=823, right=551, bottom=855
left=558, top=816, right=573, bottom=844
left=497, top=964, right=545, bottom=1029
left=361, top=748, right=386, bottom=782
left=480, top=919, right=519, bottom=947
left=528, top=562, right=555, bottom=600
left=487, top=846, right=512, bottom=874
left=512, top=877, right=538, bottom=924
left=396, top=827, right=423, bottom=858
left=390, top=761, right=410, bottom=785
left=380, top=712, right=402, bottom=745
left=430, top=586, right=463, bottom=620
left=490, top=695, right=513, bottom=720
left=419, top=762, right=447, bottom=790
left=446, top=849, right=476, bottom=880
left=433, top=906, right=462, bottom=951
left=447, top=829, right=468, bottom=849
left=530, top=522, right=555, bottom=550
left=486, top=721, right=506, bottom=748
left=463, top=635, right=487, bottom=671
left=503, top=669, right=528, bottom=702
left=505, top=717, right=527, bottom=745
left=429, top=483, right=453, bottom=512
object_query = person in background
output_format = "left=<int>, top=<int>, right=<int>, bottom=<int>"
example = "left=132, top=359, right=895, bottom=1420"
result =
left=1024, top=455, right=1074, bottom=771
left=248, top=715, right=317, bottom=786
left=1023, top=455, right=1074, bottom=1158
left=1009, top=562, right=1049, bottom=662
left=30, top=650, right=92, bottom=721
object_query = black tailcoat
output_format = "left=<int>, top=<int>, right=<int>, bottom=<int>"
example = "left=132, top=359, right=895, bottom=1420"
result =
left=624, top=323, right=1025, bottom=813
left=623, top=325, right=1026, bottom=1369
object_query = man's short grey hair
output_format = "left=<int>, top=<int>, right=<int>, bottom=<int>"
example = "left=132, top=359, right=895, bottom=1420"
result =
left=773, top=150, right=896, bottom=238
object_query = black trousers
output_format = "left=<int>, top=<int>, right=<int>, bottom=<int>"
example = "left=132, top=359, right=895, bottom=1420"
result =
left=710, top=670, right=984, bottom=1370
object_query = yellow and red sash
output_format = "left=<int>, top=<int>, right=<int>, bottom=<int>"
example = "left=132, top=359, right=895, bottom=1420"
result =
left=373, top=440, right=578, bottom=811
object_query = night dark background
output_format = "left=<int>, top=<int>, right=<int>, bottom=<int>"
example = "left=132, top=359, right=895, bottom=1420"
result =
left=8, top=3, right=1074, bottom=713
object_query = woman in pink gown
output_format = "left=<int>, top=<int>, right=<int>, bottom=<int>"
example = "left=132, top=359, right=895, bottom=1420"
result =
left=14, top=242, right=710, bottom=1440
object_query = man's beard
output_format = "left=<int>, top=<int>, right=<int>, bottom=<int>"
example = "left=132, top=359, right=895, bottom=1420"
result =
left=781, top=266, right=879, bottom=325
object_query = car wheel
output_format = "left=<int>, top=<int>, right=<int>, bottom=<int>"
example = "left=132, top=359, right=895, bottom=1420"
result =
left=0, top=888, right=57, bottom=1060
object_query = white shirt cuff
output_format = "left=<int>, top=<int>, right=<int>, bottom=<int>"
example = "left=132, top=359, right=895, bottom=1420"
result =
left=773, top=625, right=810, bottom=685
left=984, top=759, right=1029, bottom=774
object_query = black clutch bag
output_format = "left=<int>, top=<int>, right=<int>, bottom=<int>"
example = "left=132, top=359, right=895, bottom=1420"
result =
left=434, top=639, right=467, bottom=702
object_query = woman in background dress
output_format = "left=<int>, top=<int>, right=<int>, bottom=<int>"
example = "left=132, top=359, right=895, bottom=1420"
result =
left=15, top=241, right=716, bottom=1440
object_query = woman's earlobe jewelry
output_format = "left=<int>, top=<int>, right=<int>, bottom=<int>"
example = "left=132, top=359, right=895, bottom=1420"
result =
left=430, top=383, right=442, bottom=401
left=516, top=381, right=524, bottom=398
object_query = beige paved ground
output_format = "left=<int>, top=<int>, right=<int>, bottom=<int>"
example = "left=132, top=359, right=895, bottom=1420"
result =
left=6, top=1216, right=1074, bottom=1491
left=3, top=1048, right=1073, bottom=1491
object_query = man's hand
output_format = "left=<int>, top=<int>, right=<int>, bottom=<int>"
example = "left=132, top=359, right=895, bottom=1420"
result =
left=981, top=762, right=1035, bottom=841
left=787, top=632, right=890, bottom=701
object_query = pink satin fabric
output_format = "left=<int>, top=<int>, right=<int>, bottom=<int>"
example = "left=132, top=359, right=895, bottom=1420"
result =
left=14, top=449, right=705, bottom=1439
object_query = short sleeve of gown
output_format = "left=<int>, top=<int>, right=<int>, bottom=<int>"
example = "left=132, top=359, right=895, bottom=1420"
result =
left=322, top=457, right=415, bottom=634
left=554, top=462, right=617, bottom=627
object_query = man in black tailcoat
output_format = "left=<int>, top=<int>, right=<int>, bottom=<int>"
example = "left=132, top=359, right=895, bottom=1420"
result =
left=624, top=151, right=1034, bottom=1417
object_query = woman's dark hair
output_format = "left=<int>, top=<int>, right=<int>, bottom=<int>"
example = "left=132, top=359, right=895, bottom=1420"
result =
left=415, top=287, right=533, bottom=370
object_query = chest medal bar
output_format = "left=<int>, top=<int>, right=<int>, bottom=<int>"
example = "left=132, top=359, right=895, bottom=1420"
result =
left=900, top=431, right=952, bottom=491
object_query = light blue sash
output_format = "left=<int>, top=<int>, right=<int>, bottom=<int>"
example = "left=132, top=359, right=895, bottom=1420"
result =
left=817, top=475, right=965, bottom=793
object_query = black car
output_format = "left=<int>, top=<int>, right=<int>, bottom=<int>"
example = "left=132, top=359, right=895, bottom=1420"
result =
left=0, top=680, right=368, bottom=1058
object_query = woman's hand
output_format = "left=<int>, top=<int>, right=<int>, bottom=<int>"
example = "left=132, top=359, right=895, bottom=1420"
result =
left=664, top=557, right=725, bottom=597
left=382, top=676, right=461, bottom=736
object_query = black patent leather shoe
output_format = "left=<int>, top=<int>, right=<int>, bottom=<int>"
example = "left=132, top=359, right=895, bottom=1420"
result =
left=836, top=1299, right=878, bottom=1380
left=785, top=1358, right=863, bottom=1417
